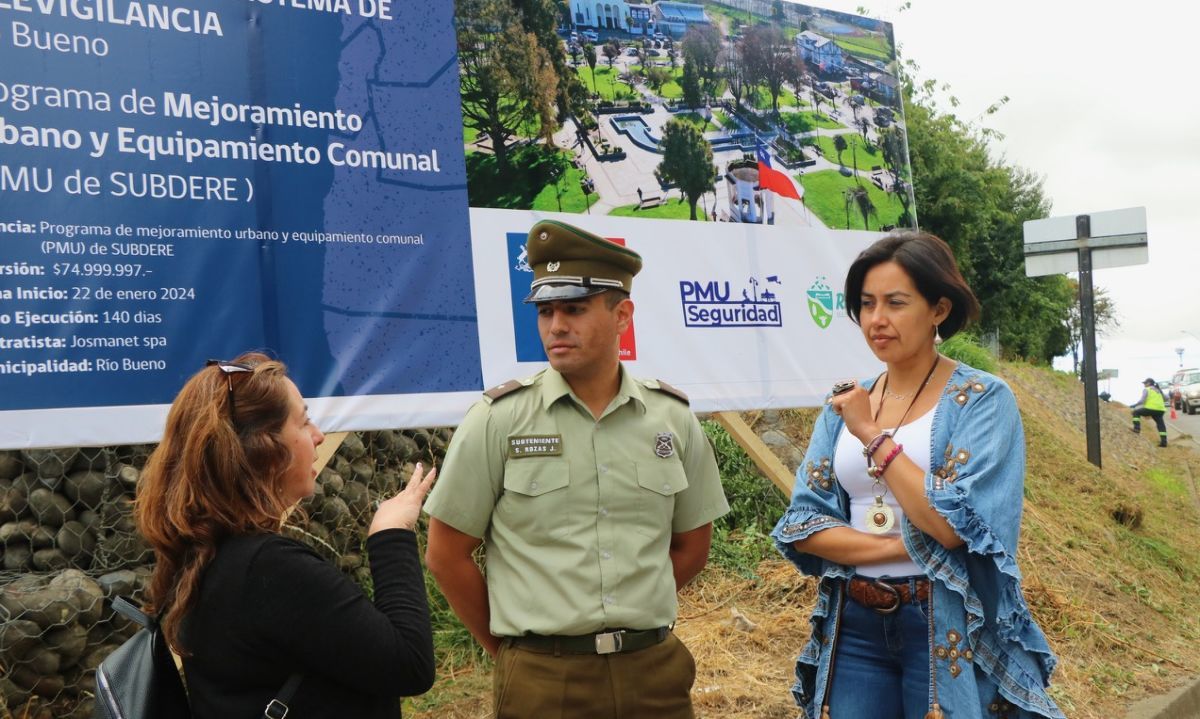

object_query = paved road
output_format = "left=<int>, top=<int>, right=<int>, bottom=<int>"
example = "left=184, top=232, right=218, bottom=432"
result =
left=1167, top=407, right=1200, bottom=447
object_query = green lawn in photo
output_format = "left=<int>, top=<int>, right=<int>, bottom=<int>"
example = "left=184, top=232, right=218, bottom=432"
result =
left=466, top=146, right=598, bottom=213
left=813, top=133, right=883, bottom=169
left=832, top=34, right=893, bottom=62
left=712, top=109, right=740, bottom=130
left=610, top=197, right=711, bottom=220
left=674, top=112, right=718, bottom=132
left=797, top=169, right=903, bottom=231
left=461, top=112, right=542, bottom=146
left=747, top=85, right=800, bottom=112
left=703, top=3, right=801, bottom=41
left=779, top=111, right=843, bottom=133
left=532, top=160, right=600, bottom=213
left=632, top=64, right=683, bottom=99
left=576, top=65, right=638, bottom=101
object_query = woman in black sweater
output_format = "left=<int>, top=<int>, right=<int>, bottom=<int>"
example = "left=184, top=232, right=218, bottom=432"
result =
left=136, top=352, right=436, bottom=718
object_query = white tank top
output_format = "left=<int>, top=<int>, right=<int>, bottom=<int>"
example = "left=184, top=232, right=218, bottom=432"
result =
left=833, top=406, right=935, bottom=578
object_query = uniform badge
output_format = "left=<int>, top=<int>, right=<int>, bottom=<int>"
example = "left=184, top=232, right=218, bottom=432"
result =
left=654, top=432, right=675, bottom=458
left=547, top=261, right=561, bottom=272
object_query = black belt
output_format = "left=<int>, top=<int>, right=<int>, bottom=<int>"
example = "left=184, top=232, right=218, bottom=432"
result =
left=510, top=627, right=670, bottom=655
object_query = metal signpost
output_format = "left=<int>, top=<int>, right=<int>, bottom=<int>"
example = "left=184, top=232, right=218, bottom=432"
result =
left=1024, top=207, right=1148, bottom=468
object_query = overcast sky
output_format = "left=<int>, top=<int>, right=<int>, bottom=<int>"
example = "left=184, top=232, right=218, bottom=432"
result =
left=803, top=0, right=1199, bottom=399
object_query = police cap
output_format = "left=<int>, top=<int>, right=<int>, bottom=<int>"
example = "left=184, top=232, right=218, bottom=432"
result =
left=523, top=220, right=643, bottom=304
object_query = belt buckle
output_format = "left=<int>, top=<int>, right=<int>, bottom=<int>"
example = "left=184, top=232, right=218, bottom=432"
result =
left=595, top=630, right=624, bottom=654
left=871, top=580, right=901, bottom=615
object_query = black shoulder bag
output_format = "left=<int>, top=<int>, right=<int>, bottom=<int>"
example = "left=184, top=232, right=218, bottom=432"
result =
left=93, top=597, right=303, bottom=719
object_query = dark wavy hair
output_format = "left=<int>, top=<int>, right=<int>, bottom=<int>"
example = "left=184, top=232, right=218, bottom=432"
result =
left=844, top=231, right=980, bottom=340
left=135, top=351, right=297, bottom=654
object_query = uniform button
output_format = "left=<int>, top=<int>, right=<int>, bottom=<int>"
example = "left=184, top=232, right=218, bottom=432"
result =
left=599, top=507, right=609, bottom=516
left=599, top=464, right=608, bottom=473
left=602, top=595, right=614, bottom=605
left=662, top=483, right=671, bottom=492
left=530, top=481, right=539, bottom=491
left=601, top=550, right=612, bottom=560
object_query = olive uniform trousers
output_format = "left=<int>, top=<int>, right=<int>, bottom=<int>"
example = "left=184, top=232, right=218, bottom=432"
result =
left=493, top=632, right=696, bottom=719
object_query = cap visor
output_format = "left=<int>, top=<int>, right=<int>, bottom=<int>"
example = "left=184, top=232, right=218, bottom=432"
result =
left=523, top=284, right=608, bottom=304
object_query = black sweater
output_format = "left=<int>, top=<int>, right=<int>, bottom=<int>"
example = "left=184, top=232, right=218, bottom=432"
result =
left=182, top=529, right=435, bottom=719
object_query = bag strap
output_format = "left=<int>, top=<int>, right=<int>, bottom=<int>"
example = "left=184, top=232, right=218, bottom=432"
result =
left=111, top=596, right=153, bottom=629
left=263, top=673, right=304, bottom=719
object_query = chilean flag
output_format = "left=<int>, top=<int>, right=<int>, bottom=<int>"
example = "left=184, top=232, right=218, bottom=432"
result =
left=756, top=141, right=803, bottom=201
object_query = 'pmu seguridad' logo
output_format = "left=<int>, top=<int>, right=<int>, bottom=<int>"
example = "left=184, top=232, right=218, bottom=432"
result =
left=680, top=276, right=782, bottom=328
left=806, top=276, right=846, bottom=329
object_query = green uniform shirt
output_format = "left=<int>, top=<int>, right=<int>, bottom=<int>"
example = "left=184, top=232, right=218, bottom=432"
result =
left=425, top=366, right=728, bottom=637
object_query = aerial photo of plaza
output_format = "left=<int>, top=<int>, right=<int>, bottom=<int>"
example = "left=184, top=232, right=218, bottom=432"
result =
left=457, top=0, right=915, bottom=230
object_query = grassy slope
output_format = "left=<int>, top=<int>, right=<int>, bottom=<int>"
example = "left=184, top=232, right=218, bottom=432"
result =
left=408, top=363, right=1200, bottom=718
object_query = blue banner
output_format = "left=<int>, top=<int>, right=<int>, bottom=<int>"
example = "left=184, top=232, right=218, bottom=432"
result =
left=0, top=1, right=480, bottom=425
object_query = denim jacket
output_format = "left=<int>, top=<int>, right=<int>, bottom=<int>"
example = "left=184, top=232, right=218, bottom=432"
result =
left=771, top=363, right=1064, bottom=719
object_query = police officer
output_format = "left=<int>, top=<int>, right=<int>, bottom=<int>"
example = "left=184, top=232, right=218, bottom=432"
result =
left=424, top=220, right=729, bottom=718
left=1131, top=377, right=1168, bottom=447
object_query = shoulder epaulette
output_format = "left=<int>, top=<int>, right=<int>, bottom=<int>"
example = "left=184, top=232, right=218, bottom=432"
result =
left=646, top=379, right=690, bottom=405
left=483, top=379, right=528, bottom=403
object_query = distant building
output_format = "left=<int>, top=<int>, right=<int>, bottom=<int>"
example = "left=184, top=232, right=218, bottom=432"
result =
left=795, top=30, right=845, bottom=73
left=653, top=2, right=711, bottom=38
left=569, top=0, right=635, bottom=31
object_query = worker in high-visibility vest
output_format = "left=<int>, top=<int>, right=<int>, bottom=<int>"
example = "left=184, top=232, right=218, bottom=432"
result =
left=1131, top=377, right=1168, bottom=447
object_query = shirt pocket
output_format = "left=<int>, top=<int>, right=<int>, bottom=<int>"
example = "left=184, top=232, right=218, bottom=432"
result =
left=633, top=460, right=689, bottom=538
left=498, top=459, right=571, bottom=538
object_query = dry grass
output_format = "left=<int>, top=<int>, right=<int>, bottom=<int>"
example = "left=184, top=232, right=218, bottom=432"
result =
left=408, top=362, right=1200, bottom=719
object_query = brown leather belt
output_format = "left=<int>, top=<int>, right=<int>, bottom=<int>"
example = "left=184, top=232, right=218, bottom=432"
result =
left=848, top=577, right=930, bottom=614
left=510, top=627, right=670, bottom=655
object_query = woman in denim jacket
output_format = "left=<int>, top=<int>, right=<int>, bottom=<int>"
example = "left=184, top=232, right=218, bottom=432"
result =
left=772, top=232, right=1064, bottom=719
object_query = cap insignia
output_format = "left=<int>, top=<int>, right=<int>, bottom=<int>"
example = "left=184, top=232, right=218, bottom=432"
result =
left=547, top=261, right=560, bottom=272
left=539, top=231, right=549, bottom=241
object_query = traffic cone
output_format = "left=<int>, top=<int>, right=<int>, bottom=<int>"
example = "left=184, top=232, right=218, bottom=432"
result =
left=1171, top=405, right=1178, bottom=419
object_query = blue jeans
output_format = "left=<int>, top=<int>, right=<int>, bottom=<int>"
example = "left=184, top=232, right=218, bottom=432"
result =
left=827, top=577, right=932, bottom=719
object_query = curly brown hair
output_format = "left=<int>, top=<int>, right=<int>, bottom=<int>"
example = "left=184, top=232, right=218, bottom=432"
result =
left=135, top=351, right=298, bottom=653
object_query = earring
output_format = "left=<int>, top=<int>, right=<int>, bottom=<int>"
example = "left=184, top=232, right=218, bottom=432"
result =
left=934, top=324, right=943, bottom=345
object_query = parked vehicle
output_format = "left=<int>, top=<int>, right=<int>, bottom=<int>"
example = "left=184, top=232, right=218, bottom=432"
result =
left=1171, top=367, right=1200, bottom=414
left=582, top=29, right=599, bottom=42
left=874, top=106, right=894, bottom=127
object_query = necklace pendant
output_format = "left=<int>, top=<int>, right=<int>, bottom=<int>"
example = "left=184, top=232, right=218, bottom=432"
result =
left=865, top=498, right=895, bottom=533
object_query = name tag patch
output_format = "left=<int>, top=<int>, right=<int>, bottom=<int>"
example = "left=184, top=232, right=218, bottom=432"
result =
left=508, top=434, right=563, bottom=458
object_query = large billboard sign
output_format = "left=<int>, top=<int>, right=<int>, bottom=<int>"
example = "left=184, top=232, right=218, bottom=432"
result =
left=0, top=0, right=910, bottom=448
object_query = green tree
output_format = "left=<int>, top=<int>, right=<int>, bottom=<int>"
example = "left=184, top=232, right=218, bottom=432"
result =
left=682, top=24, right=722, bottom=97
left=657, top=119, right=714, bottom=220
left=603, top=38, right=621, bottom=70
left=903, top=75, right=1073, bottom=362
left=1064, top=280, right=1121, bottom=376
left=857, top=115, right=871, bottom=141
left=646, top=65, right=672, bottom=93
left=583, top=41, right=598, bottom=97
left=456, top=0, right=559, bottom=170
left=508, top=0, right=574, bottom=119
left=833, top=134, right=848, bottom=167
left=681, top=61, right=703, bottom=109
left=843, top=185, right=877, bottom=230
left=741, top=24, right=790, bottom=115
left=878, top=125, right=907, bottom=184
left=719, top=43, right=745, bottom=111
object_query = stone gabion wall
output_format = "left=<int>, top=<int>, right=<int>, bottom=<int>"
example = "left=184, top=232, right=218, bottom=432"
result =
left=0, top=428, right=451, bottom=719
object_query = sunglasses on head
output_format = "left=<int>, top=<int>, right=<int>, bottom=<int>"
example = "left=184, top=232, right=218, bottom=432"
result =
left=206, top=359, right=255, bottom=419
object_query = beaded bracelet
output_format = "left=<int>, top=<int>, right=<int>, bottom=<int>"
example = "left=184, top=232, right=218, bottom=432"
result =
left=867, top=443, right=904, bottom=479
left=861, top=431, right=890, bottom=459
